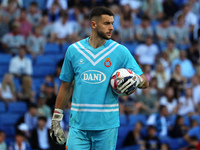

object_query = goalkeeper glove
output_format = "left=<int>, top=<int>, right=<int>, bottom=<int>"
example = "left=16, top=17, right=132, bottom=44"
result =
left=117, top=76, right=138, bottom=95
left=50, top=109, right=66, bottom=145
left=135, top=74, right=144, bottom=88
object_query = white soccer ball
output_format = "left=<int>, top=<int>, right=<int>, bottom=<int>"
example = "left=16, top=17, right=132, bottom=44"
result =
left=110, top=68, right=139, bottom=96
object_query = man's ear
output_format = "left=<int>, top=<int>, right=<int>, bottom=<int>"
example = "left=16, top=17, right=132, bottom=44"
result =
left=90, top=21, right=97, bottom=29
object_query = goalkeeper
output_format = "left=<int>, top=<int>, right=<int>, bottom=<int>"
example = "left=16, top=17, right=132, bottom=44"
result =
left=50, top=6, right=149, bottom=150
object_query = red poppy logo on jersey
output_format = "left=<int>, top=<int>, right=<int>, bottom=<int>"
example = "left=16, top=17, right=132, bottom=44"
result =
left=104, top=58, right=111, bottom=67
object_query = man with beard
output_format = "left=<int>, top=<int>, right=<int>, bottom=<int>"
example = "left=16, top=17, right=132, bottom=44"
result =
left=50, top=6, right=149, bottom=150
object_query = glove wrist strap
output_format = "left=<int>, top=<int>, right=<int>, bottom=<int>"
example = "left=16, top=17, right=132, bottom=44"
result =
left=137, top=75, right=144, bottom=88
left=52, top=108, right=63, bottom=122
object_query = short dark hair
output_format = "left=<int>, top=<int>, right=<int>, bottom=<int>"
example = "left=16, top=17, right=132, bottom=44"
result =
left=30, top=2, right=37, bottom=6
left=89, top=6, right=114, bottom=20
left=38, top=116, right=47, bottom=122
left=159, top=105, right=166, bottom=112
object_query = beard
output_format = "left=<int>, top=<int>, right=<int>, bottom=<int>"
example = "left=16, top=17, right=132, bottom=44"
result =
left=97, top=29, right=110, bottom=40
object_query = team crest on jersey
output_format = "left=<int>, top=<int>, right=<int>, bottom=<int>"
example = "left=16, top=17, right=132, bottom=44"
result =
left=104, top=58, right=111, bottom=67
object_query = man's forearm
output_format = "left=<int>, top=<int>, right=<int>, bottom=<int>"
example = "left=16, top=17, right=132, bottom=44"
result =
left=55, top=81, right=71, bottom=110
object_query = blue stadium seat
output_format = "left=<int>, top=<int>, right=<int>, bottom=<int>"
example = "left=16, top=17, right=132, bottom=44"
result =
left=0, top=125, right=15, bottom=136
left=35, top=55, right=56, bottom=66
left=0, top=113, right=21, bottom=125
left=0, top=54, right=12, bottom=65
left=119, top=114, right=127, bottom=126
left=13, top=78, right=21, bottom=92
left=8, top=102, right=27, bottom=115
left=191, top=115, right=200, bottom=124
left=0, top=102, right=6, bottom=113
left=33, top=65, right=55, bottom=77
left=128, top=114, right=146, bottom=126
left=62, top=43, right=71, bottom=54
left=0, top=65, right=9, bottom=77
left=44, top=43, right=60, bottom=54
left=122, top=42, right=138, bottom=55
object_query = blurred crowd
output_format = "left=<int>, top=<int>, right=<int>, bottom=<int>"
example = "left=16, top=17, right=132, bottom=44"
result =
left=0, top=0, right=200, bottom=150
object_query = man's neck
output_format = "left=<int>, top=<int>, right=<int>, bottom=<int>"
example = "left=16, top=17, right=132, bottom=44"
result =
left=89, top=34, right=107, bottom=49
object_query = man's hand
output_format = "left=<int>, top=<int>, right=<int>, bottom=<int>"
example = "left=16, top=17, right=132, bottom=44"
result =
left=117, top=76, right=138, bottom=95
left=50, top=109, right=66, bottom=145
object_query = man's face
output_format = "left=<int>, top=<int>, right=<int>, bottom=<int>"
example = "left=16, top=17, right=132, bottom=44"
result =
left=94, top=15, right=114, bottom=40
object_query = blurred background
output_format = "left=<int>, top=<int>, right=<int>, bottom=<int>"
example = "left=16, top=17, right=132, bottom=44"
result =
left=0, top=0, right=199, bottom=150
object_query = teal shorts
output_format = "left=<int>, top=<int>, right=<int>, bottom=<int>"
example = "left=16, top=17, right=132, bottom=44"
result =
left=66, top=127, right=118, bottom=150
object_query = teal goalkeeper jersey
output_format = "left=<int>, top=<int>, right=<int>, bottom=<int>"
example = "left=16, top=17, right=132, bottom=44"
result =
left=60, top=37, right=143, bottom=130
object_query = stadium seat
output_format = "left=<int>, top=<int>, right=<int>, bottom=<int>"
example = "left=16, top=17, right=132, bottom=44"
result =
left=32, top=65, right=55, bottom=77
left=0, top=113, right=21, bottom=125
left=119, top=114, right=127, bottom=126
left=128, top=114, right=146, bottom=126
left=44, top=43, right=60, bottom=54
left=0, top=65, right=9, bottom=77
left=191, top=115, right=200, bottom=124
left=8, top=102, right=27, bottom=115
left=62, top=43, right=71, bottom=54
left=0, top=54, right=12, bottom=65
left=35, top=55, right=56, bottom=66
left=0, top=125, right=15, bottom=137
left=122, top=42, right=138, bottom=55
left=117, top=145, right=140, bottom=150
left=0, top=102, right=6, bottom=113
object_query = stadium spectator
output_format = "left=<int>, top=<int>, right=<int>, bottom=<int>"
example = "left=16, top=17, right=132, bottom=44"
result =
left=37, top=92, right=52, bottom=118
left=39, top=12, right=53, bottom=41
left=30, top=116, right=51, bottom=150
left=0, top=130, right=7, bottom=150
left=171, top=64, right=187, bottom=93
left=1, top=0, right=23, bottom=8
left=46, top=0, right=68, bottom=10
left=151, top=62, right=170, bottom=92
left=135, top=36, right=159, bottom=66
left=172, top=50, right=196, bottom=79
left=187, top=40, right=200, bottom=66
left=160, top=86, right=178, bottom=114
left=155, top=17, right=174, bottom=46
left=135, top=88, right=158, bottom=115
left=148, top=77, right=159, bottom=97
left=142, top=125, right=161, bottom=150
left=163, top=0, right=179, bottom=20
left=47, top=1, right=61, bottom=22
left=159, top=51, right=171, bottom=79
left=160, top=143, right=170, bottom=150
left=16, top=103, right=38, bottom=132
left=41, top=75, right=58, bottom=95
left=141, top=0, right=164, bottom=20
left=173, top=14, right=190, bottom=48
left=135, top=16, right=153, bottom=42
left=8, top=130, right=31, bottom=150
left=174, top=3, right=198, bottom=33
left=0, top=73, right=16, bottom=103
left=0, top=13, right=9, bottom=40
left=185, top=137, right=200, bottom=150
left=43, top=82, right=57, bottom=111
left=17, top=75, right=35, bottom=103
left=169, top=115, right=188, bottom=138
left=147, top=105, right=169, bottom=136
left=26, top=25, right=46, bottom=57
left=27, top=2, right=42, bottom=27
left=77, top=15, right=91, bottom=39
left=9, top=46, right=33, bottom=78
left=164, top=39, right=180, bottom=64
left=1, top=22, right=25, bottom=54
left=178, top=87, right=196, bottom=115
left=191, top=75, right=200, bottom=106
left=0, top=0, right=20, bottom=23
left=122, top=121, right=144, bottom=147
left=190, top=119, right=199, bottom=128
left=142, top=64, right=152, bottom=81
left=51, top=11, right=78, bottom=43
left=118, top=15, right=134, bottom=43
left=187, top=0, right=200, bottom=16
left=16, top=8, right=32, bottom=38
